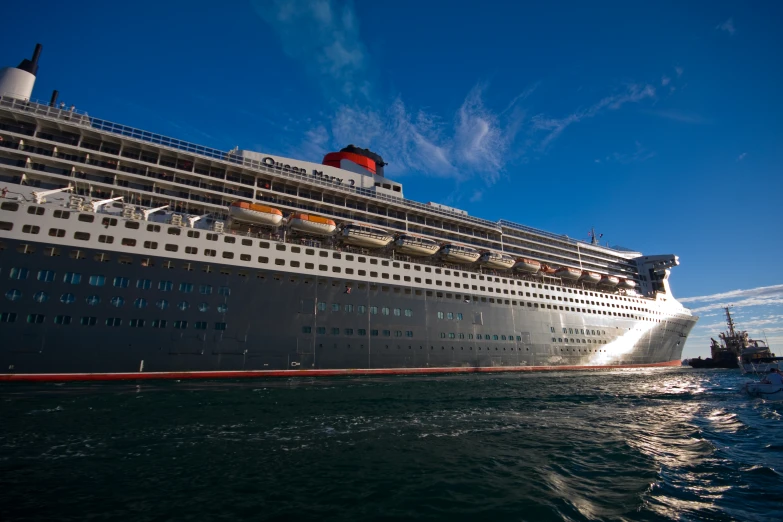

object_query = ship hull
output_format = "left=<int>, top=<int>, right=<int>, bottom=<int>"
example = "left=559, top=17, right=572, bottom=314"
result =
left=0, top=238, right=695, bottom=381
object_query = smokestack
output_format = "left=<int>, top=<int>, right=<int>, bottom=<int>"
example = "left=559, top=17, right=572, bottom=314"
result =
left=49, top=89, right=59, bottom=107
left=17, top=43, right=42, bottom=76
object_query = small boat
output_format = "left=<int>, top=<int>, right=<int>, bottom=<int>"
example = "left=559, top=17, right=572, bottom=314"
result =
left=540, top=264, right=557, bottom=275
left=394, top=234, right=439, bottom=256
left=439, top=244, right=480, bottom=264
left=555, top=267, right=582, bottom=280
left=599, top=275, right=620, bottom=287
left=619, top=279, right=637, bottom=289
left=479, top=251, right=515, bottom=270
left=514, top=258, right=541, bottom=274
left=580, top=271, right=601, bottom=284
left=340, top=224, right=394, bottom=248
left=742, top=379, right=783, bottom=400
left=289, top=213, right=337, bottom=236
left=228, top=201, right=283, bottom=227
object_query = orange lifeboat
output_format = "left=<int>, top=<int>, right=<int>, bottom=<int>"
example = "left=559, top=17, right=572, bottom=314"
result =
left=229, top=201, right=283, bottom=227
left=540, top=264, right=557, bottom=275
left=514, top=258, right=541, bottom=274
left=580, top=271, right=601, bottom=284
left=599, top=275, right=620, bottom=287
left=289, top=213, right=337, bottom=236
left=555, top=266, right=582, bottom=280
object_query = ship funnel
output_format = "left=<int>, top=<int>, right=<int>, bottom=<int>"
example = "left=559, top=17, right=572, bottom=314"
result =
left=49, top=89, right=59, bottom=107
left=0, top=43, right=42, bottom=101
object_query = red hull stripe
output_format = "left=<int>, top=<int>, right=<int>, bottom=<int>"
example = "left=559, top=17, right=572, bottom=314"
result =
left=0, top=360, right=682, bottom=382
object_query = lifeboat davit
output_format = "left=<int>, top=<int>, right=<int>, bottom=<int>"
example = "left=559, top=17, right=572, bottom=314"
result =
left=440, top=244, right=480, bottom=264
left=479, top=251, right=515, bottom=270
left=619, top=279, right=637, bottom=289
left=340, top=224, right=394, bottom=248
left=228, top=201, right=283, bottom=227
left=555, top=266, right=582, bottom=280
left=580, top=271, right=601, bottom=284
left=394, top=234, right=439, bottom=256
left=514, top=258, right=541, bottom=274
left=289, top=213, right=337, bottom=236
left=599, top=275, right=620, bottom=287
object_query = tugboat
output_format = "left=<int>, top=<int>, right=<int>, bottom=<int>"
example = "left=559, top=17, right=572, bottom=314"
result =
left=689, top=306, right=781, bottom=371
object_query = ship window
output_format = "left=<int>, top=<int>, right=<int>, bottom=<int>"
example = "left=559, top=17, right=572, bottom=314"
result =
left=194, top=321, right=207, bottom=330
left=168, top=227, right=181, bottom=235
left=331, top=328, right=340, bottom=335
left=179, top=283, right=193, bottom=293
left=22, top=225, right=40, bottom=234
left=110, top=296, right=124, bottom=307
left=0, top=312, right=17, bottom=323
left=164, top=244, right=178, bottom=252
left=174, top=320, right=187, bottom=329
left=370, top=306, right=378, bottom=315
left=144, top=241, right=158, bottom=249
left=147, top=224, right=161, bottom=232
left=48, top=228, right=66, bottom=238
left=186, top=246, right=198, bottom=254
left=382, top=307, right=390, bottom=315
left=0, top=221, right=12, bottom=231
left=27, top=206, right=45, bottom=215
left=102, top=217, right=117, bottom=227
left=113, top=277, right=129, bottom=288
left=121, top=238, right=137, bottom=247
left=319, top=265, right=328, bottom=271
left=332, top=253, right=341, bottom=259
left=406, top=331, right=413, bottom=337
left=276, top=244, right=286, bottom=251
left=1, top=202, right=19, bottom=212
left=319, top=251, right=328, bottom=258
left=371, top=330, right=378, bottom=337
left=259, top=242, right=270, bottom=249
left=105, top=317, right=122, bottom=327
left=332, top=266, right=341, bottom=273
left=125, top=221, right=140, bottom=230
left=80, top=316, right=97, bottom=326
left=5, top=288, right=22, bottom=301
left=78, top=214, right=95, bottom=223
left=218, top=286, right=230, bottom=296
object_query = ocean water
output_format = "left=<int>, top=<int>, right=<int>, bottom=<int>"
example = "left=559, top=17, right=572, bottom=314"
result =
left=1, top=368, right=782, bottom=522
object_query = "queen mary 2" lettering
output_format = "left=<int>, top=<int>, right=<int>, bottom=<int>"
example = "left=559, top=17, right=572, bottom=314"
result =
left=262, top=156, right=344, bottom=185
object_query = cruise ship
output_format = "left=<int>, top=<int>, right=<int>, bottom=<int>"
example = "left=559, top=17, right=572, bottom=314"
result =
left=0, top=45, right=698, bottom=381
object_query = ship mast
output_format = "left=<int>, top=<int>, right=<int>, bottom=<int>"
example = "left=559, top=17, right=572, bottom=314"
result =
left=724, top=306, right=736, bottom=337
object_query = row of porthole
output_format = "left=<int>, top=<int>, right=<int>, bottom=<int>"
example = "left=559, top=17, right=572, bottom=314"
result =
left=4, top=289, right=227, bottom=312
left=0, top=312, right=227, bottom=330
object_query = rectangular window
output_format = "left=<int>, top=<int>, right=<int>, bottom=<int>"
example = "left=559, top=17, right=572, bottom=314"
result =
left=98, top=234, right=114, bottom=244
left=48, top=228, right=66, bottom=237
left=165, top=244, right=179, bottom=252
left=80, top=316, right=97, bottom=326
left=404, top=309, right=413, bottom=317
left=179, top=282, right=194, bottom=293
left=113, top=276, right=129, bottom=288
left=37, top=270, right=56, bottom=282
left=223, top=251, right=234, bottom=259
left=370, top=329, right=378, bottom=337
left=54, top=315, right=72, bottom=325
left=358, top=329, right=367, bottom=336
left=22, top=225, right=41, bottom=234
left=185, top=246, right=198, bottom=255
left=105, top=317, right=122, bottom=327
left=456, top=313, right=463, bottom=321
left=214, top=322, right=227, bottom=331
left=89, top=275, right=106, bottom=286
left=195, top=321, right=207, bottom=330
left=405, top=331, right=413, bottom=337
left=302, top=326, right=312, bottom=333
left=147, top=224, right=161, bottom=232
left=101, top=217, right=117, bottom=227
left=152, top=319, right=167, bottom=328
left=218, top=286, right=230, bottom=296
left=129, top=319, right=145, bottom=328
left=143, top=241, right=158, bottom=249
left=137, top=279, right=152, bottom=289
left=331, top=327, right=340, bottom=335
left=74, top=232, right=90, bottom=241
left=345, top=328, right=354, bottom=335
left=316, top=326, right=326, bottom=334
left=205, top=249, right=217, bottom=257
left=383, top=330, right=391, bottom=337
left=168, top=227, right=181, bottom=236
left=174, top=320, right=188, bottom=329
left=1, top=312, right=18, bottom=323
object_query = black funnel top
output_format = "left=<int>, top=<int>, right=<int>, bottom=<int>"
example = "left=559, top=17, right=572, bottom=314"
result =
left=340, top=145, right=387, bottom=177
left=17, top=43, right=42, bottom=76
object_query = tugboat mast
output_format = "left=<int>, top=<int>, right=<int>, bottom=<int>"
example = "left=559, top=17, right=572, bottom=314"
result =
left=725, top=306, right=736, bottom=337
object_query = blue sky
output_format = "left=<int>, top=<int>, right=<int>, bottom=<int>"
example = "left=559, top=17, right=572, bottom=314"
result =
left=2, top=1, right=781, bottom=358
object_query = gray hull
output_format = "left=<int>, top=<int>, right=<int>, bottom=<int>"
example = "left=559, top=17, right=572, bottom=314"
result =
left=0, top=238, right=696, bottom=381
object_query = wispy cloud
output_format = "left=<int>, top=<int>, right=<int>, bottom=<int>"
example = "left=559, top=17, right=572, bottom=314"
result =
left=661, top=75, right=671, bottom=86
left=674, top=66, right=684, bottom=77
left=532, top=83, right=656, bottom=150
left=469, top=190, right=483, bottom=203
left=253, top=0, right=369, bottom=97
left=603, top=141, right=656, bottom=164
left=737, top=152, right=747, bottom=161
left=716, top=18, right=736, bottom=36
left=257, top=0, right=664, bottom=183
left=680, top=284, right=783, bottom=313
left=646, top=109, right=711, bottom=125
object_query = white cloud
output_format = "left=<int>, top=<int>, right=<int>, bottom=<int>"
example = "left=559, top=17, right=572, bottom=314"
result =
left=469, top=190, right=483, bottom=203
left=716, top=18, right=736, bottom=36
left=647, top=109, right=710, bottom=125
left=661, top=75, right=671, bottom=86
left=674, top=66, right=684, bottom=77
left=680, top=284, right=783, bottom=314
left=737, top=152, right=747, bottom=161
